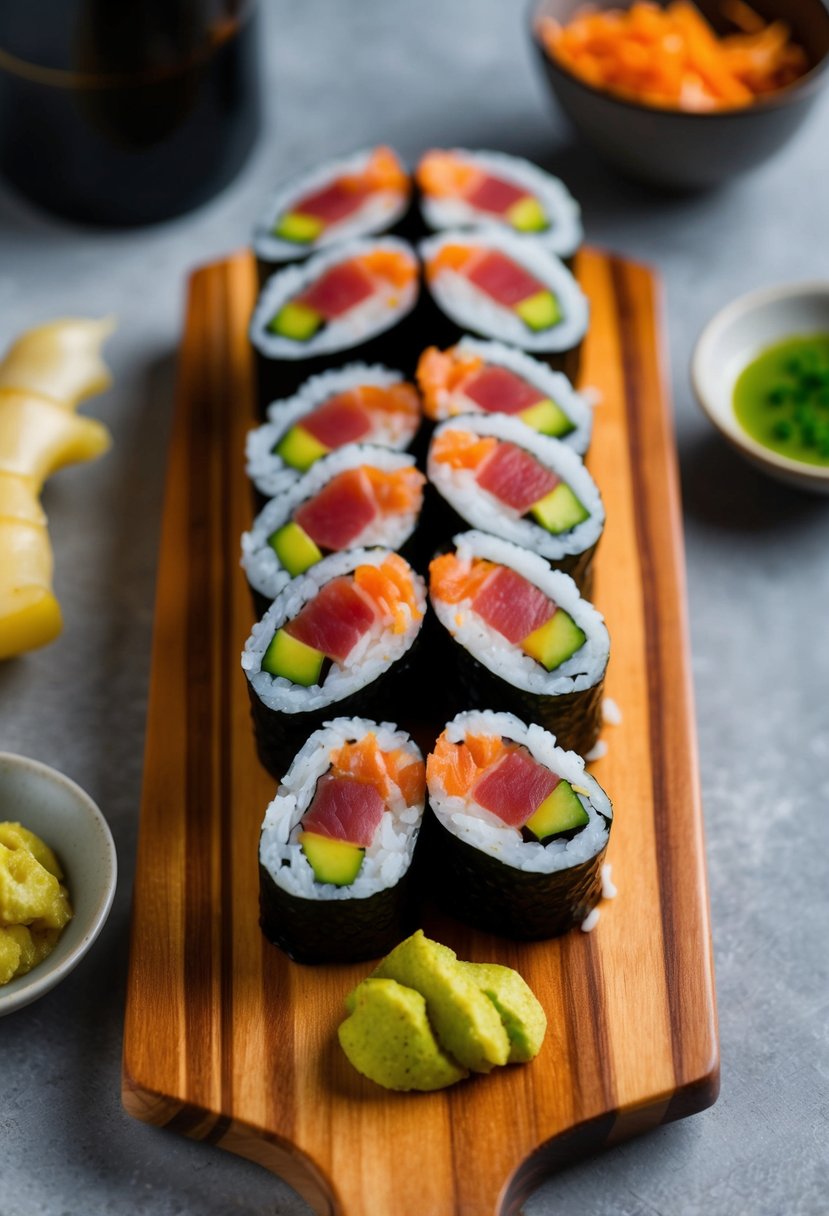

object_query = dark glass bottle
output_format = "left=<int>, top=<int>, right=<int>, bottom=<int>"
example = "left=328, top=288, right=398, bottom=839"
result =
left=0, top=0, right=261, bottom=226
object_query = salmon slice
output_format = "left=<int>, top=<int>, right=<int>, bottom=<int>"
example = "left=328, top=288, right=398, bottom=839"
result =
left=473, top=748, right=559, bottom=827
left=430, top=429, right=497, bottom=470
left=466, top=175, right=528, bottom=215
left=416, top=150, right=480, bottom=198
left=389, top=753, right=426, bottom=805
left=297, top=261, right=376, bottom=319
left=364, top=466, right=425, bottom=514
left=331, top=735, right=425, bottom=806
left=471, top=566, right=555, bottom=643
left=302, top=774, right=385, bottom=846
left=463, top=365, right=543, bottom=414
left=426, top=731, right=511, bottom=798
left=357, top=382, right=422, bottom=419
left=355, top=554, right=421, bottom=633
left=428, top=553, right=497, bottom=605
left=295, top=469, right=378, bottom=551
left=475, top=442, right=558, bottom=512
left=300, top=394, right=373, bottom=447
left=285, top=577, right=376, bottom=661
left=465, top=251, right=544, bottom=307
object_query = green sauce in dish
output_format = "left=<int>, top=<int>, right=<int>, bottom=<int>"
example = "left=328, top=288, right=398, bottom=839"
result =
left=733, top=334, right=829, bottom=465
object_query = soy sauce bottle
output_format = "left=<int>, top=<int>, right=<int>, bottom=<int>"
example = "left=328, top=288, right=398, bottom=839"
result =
left=0, top=0, right=261, bottom=226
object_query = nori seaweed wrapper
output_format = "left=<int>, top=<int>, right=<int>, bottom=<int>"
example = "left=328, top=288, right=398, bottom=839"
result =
left=447, top=636, right=605, bottom=758
left=425, top=810, right=607, bottom=939
left=259, top=858, right=419, bottom=964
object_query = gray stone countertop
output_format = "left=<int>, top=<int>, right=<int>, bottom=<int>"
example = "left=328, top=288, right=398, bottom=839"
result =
left=1, top=2, right=827, bottom=1213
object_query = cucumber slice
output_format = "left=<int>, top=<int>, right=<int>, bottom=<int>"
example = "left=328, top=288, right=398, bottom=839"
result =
left=300, top=831, right=365, bottom=886
left=522, top=609, right=586, bottom=671
left=268, top=521, right=323, bottom=576
left=506, top=196, right=548, bottom=234
left=525, top=780, right=589, bottom=840
left=530, top=483, right=590, bottom=534
left=519, top=397, right=575, bottom=438
left=262, top=628, right=324, bottom=686
left=274, top=425, right=330, bottom=472
left=514, top=290, right=561, bottom=333
left=268, top=301, right=324, bottom=341
left=273, top=211, right=324, bottom=244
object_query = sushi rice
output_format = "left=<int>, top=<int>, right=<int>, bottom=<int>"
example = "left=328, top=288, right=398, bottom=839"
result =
left=259, top=717, right=424, bottom=902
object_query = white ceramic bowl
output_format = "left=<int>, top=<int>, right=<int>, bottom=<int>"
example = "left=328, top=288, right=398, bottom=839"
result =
left=692, top=282, right=829, bottom=493
left=0, top=754, right=117, bottom=1016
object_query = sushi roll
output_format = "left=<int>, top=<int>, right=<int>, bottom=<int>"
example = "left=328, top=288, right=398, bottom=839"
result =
left=419, top=230, right=588, bottom=354
left=250, top=238, right=420, bottom=403
left=428, top=531, right=609, bottom=757
left=243, top=549, right=426, bottom=778
left=241, top=447, right=426, bottom=615
left=426, top=710, right=612, bottom=939
left=426, top=414, right=604, bottom=595
left=254, top=147, right=411, bottom=270
left=246, top=364, right=422, bottom=500
left=259, top=717, right=426, bottom=964
left=416, top=149, right=582, bottom=259
left=416, top=337, right=592, bottom=455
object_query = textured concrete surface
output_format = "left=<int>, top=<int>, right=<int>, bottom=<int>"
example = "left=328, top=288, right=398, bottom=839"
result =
left=1, top=1, right=828, bottom=1213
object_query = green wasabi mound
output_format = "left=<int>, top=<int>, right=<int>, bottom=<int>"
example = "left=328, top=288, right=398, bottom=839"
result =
left=338, top=978, right=468, bottom=1092
left=371, top=930, right=510, bottom=1073
left=460, top=961, right=547, bottom=1064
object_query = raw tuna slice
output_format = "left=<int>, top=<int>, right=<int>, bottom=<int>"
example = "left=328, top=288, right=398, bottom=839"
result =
left=285, top=577, right=375, bottom=661
left=472, top=566, right=555, bottom=644
left=463, top=365, right=544, bottom=415
left=294, top=180, right=368, bottom=225
left=466, top=175, right=527, bottom=216
left=475, top=443, right=558, bottom=512
left=466, top=252, right=544, bottom=307
left=301, top=395, right=373, bottom=447
left=297, top=261, right=376, bottom=319
left=295, top=469, right=378, bottom=551
left=473, top=749, right=560, bottom=827
left=302, top=773, right=385, bottom=845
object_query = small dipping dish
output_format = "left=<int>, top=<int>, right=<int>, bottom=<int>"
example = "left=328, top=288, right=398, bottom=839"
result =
left=0, top=754, right=117, bottom=1016
left=692, top=282, right=829, bottom=493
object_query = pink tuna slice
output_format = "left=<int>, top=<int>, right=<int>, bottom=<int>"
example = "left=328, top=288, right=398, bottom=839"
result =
left=465, top=251, right=545, bottom=307
left=302, top=774, right=385, bottom=846
left=472, top=566, right=555, bottom=644
left=293, top=179, right=368, bottom=225
left=294, top=469, right=378, bottom=551
left=466, top=175, right=528, bottom=216
left=463, top=365, right=544, bottom=415
left=285, top=577, right=375, bottom=662
left=475, top=442, right=559, bottom=513
left=473, top=748, right=560, bottom=828
left=301, top=395, right=373, bottom=448
left=297, top=261, right=375, bottom=319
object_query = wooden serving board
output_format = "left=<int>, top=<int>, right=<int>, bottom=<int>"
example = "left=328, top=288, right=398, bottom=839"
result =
left=123, top=248, right=718, bottom=1216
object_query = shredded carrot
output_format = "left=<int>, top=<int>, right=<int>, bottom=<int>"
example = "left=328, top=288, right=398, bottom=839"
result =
left=537, top=2, right=809, bottom=112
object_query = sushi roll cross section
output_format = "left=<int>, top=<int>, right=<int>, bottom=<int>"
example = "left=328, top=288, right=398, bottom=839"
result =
left=417, top=149, right=582, bottom=257
left=258, top=718, right=426, bottom=963
left=426, top=711, right=612, bottom=939
left=243, top=549, right=426, bottom=777
left=255, top=147, right=411, bottom=263
left=416, top=338, right=592, bottom=453
left=427, top=414, right=604, bottom=591
left=428, top=532, right=608, bottom=756
left=242, top=446, right=425, bottom=606
left=246, top=364, right=422, bottom=499
left=251, top=238, right=419, bottom=362
left=420, top=230, right=588, bottom=352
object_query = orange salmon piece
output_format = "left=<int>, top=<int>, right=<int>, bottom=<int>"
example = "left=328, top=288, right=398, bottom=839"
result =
left=431, top=429, right=497, bottom=470
left=416, top=150, right=481, bottom=199
left=388, top=751, right=427, bottom=805
left=359, top=249, right=417, bottom=289
left=365, top=465, right=426, bottom=514
left=357, top=382, right=421, bottom=418
left=416, top=346, right=484, bottom=419
left=429, top=553, right=497, bottom=605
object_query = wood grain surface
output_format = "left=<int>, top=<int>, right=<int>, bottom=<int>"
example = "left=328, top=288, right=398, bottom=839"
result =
left=122, top=248, right=719, bottom=1216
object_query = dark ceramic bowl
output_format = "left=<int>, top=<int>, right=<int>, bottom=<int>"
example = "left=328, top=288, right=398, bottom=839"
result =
left=531, top=0, right=829, bottom=189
